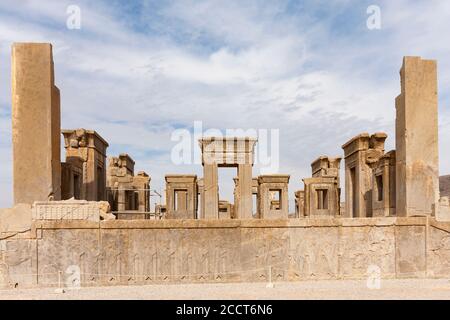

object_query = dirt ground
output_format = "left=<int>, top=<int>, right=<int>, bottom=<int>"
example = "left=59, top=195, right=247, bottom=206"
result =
left=1, top=278, right=450, bottom=300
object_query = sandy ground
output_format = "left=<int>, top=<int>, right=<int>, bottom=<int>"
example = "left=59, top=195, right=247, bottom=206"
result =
left=1, top=278, right=450, bottom=300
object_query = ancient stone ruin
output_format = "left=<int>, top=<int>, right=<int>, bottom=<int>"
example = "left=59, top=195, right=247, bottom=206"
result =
left=1, top=43, right=450, bottom=289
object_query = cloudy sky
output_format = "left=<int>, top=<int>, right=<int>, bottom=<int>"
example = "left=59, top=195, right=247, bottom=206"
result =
left=0, top=0, right=449, bottom=210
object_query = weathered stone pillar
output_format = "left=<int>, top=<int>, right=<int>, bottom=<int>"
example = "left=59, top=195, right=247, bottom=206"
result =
left=237, top=164, right=253, bottom=219
left=233, top=177, right=240, bottom=218
left=138, top=189, right=146, bottom=211
left=197, top=178, right=204, bottom=219
left=203, top=163, right=219, bottom=219
left=395, top=56, right=439, bottom=216
left=294, top=190, right=305, bottom=218
left=117, top=188, right=126, bottom=211
left=12, top=43, right=61, bottom=204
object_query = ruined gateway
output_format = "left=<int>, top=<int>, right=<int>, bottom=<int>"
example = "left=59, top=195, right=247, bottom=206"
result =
left=1, top=42, right=450, bottom=289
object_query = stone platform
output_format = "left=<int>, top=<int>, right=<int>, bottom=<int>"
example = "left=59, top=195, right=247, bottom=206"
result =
left=1, top=215, right=450, bottom=289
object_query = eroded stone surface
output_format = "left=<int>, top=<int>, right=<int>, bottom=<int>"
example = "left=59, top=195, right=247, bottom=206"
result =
left=0, top=216, right=449, bottom=289
left=395, top=57, right=439, bottom=217
left=12, top=43, right=61, bottom=204
left=32, top=199, right=114, bottom=222
left=106, top=153, right=150, bottom=216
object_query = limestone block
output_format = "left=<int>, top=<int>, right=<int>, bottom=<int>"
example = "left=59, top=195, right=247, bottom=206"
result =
left=12, top=43, right=61, bottom=204
left=434, top=197, right=450, bottom=222
left=0, top=203, right=32, bottom=234
left=427, top=222, right=450, bottom=277
left=395, top=57, right=439, bottom=217
left=395, top=225, right=426, bottom=278
left=32, top=199, right=115, bottom=222
left=338, top=226, right=395, bottom=279
left=199, top=137, right=257, bottom=166
left=0, top=239, right=35, bottom=289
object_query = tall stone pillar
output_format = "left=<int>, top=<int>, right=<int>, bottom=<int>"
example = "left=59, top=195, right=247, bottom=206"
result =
left=237, top=164, right=253, bottom=219
left=12, top=43, right=61, bottom=204
left=203, top=163, right=219, bottom=219
left=395, top=56, right=439, bottom=216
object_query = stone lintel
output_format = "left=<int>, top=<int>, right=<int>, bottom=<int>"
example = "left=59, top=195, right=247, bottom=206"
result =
left=258, top=174, right=290, bottom=184
left=199, top=137, right=257, bottom=165
left=62, top=128, right=109, bottom=156
left=303, top=176, right=336, bottom=185
left=165, top=174, right=197, bottom=184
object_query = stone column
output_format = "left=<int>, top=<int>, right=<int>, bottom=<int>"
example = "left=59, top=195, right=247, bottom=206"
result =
left=12, top=43, right=61, bottom=204
left=233, top=178, right=240, bottom=218
left=395, top=56, right=439, bottom=216
left=294, top=190, right=305, bottom=218
left=138, top=189, right=146, bottom=212
left=203, top=164, right=219, bottom=219
left=197, top=178, right=204, bottom=219
left=117, top=188, right=126, bottom=211
left=237, top=164, right=253, bottom=219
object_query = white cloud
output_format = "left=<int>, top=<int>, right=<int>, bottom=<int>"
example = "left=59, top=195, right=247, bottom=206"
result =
left=0, top=0, right=449, bottom=209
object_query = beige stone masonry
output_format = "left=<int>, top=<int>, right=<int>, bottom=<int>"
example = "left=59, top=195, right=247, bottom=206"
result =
left=61, top=129, right=109, bottom=202
left=198, top=137, right=257, bottom=219
left=12, top=43, right=61, bottom=204
left=106, top=153, right=150, bottom=214
left=342, top=132, right=387, bottom=217
left=395, top=56, right=439, bottom=217
left=32, top=199, right=114, bottom=222
left=257, top=175, right=290, bottom=219
left=165, top=175, right=198, bottom=219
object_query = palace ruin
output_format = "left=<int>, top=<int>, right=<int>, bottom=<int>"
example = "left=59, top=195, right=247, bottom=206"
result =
left=1, top=43, right=450, bottom=289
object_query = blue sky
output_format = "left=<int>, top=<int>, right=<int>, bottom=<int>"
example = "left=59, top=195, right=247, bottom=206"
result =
left=0, top=0, right=449, bottom=209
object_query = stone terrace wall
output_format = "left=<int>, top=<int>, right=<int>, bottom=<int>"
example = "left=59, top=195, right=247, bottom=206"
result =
left=1, top=217, right=450, bottom=288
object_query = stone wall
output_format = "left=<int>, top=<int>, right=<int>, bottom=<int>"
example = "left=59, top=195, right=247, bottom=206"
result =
left=1, top=216, right=450, bottom=289
left=441, top=175, right=450, bottom=198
